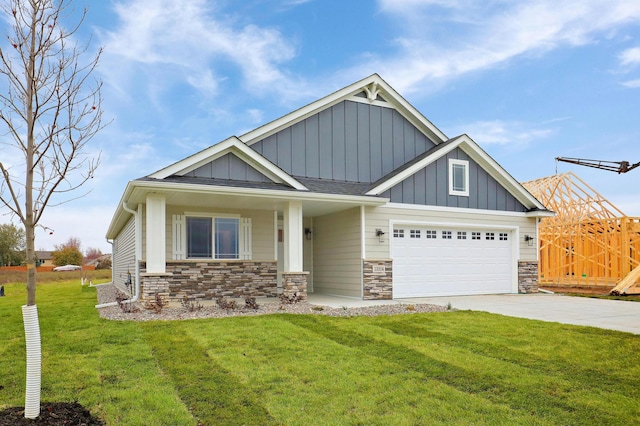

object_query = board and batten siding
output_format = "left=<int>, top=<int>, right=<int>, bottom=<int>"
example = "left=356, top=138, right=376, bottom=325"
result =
left=313, top=208, right=362, bottom=297
left=163, top=206, right=276, bottom=261
left=113, top=215, right=136, bottom=291
left=364, top=205, right=538, bottom=262
left=251, top=100, right=437, bottom=183
left=185, top=152, right=272, bottom=182
left=381, top=147, right=527, bottom=212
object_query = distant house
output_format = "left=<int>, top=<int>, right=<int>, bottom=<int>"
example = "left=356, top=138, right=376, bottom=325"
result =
left=35, top=251, right=54, bottom=267
left=106, top=74, right=552, bottom=303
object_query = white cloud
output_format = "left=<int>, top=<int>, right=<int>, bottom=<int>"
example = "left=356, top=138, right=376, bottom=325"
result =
left=448, top=120, right=553, bottom=146
left=365, top=0, right=640, bottom=94
left=99, top=0, right=304, bottom=103
left=621, top=78, right=640, bottom=88
left=619, top=46, right=640, bottom=66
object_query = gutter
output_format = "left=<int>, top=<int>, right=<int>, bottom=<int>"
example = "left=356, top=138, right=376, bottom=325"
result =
left=96, top=202, right=141, bottom=309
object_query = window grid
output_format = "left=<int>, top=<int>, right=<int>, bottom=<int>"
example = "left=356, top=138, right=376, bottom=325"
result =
left=410, top=229, right=421, bottom=238
left=457, top=231, right=467, bottom=240
left=472, top=232, right=481, bottom=240
left=442, top=231, right=452, bottom=239
left=426, top=230, right=437, bottom=239
left=394, top=229, right=405, bottom=238
left=485, top=232, right=495, bottom=240
left=499, top=232, right=508, bottom=241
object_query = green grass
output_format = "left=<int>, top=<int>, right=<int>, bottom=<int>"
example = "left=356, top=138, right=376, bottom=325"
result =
left=1, top=279, right=639, bottom=425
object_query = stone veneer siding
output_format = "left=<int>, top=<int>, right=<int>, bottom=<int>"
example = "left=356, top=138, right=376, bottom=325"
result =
left=139, top=260, right=278, bottom=302
left=363, top=259, right=393, bottom=300
left=518, top=260, right=539, bottom=293
left=281, top=272, right=308, bottom=301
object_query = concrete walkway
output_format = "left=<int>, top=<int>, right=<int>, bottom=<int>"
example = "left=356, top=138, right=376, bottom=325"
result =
left=307, top=293, right=640, bottom=334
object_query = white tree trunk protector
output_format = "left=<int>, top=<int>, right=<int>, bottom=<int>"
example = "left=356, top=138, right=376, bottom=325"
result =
left=22, top=304, right=41, bottom=419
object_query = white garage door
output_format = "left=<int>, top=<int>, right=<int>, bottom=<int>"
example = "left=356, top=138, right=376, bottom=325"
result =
left=392, top=226, right=514, bottom=298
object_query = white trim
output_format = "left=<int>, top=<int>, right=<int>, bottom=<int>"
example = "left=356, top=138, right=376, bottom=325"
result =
left=383, top=202, right=551, bottom=218
left=449, top=159, right=469, bottom=197
left=389, top=219, right=519, bottom=294
left=360, top=205, right=366, bottom=259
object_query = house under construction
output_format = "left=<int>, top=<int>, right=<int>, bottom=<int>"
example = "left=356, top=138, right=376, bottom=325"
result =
left=522, top=172, right=640, bottom=294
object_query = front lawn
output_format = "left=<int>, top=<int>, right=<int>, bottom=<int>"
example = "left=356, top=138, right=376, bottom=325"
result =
left=1, top=280, right=639, bottom=425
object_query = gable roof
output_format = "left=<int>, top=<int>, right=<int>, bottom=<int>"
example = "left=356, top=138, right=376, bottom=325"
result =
left=239, top=73, right=448, bottom=147
left=367, top=134, right=549, bottom=211
left=148, top=136, right=308, bottom=191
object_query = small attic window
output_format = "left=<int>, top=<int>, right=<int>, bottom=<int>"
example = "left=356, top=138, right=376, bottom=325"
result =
left=449, top=159, right=469, bottom=197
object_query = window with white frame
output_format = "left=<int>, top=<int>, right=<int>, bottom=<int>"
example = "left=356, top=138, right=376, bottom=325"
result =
left=410, top=229, right=421, bottom=238
left=426, top=230, right=437, bottom=239
left=174, top=214, right=251, bottom=260
left=442, top=230, right=452, bottom=239
left=393, top=229, right=405, bottom=238
left=449, top=159, right=469, bottom=197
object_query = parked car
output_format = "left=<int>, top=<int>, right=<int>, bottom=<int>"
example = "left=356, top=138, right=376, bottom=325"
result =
left=53, top=265, right=82, bottom=271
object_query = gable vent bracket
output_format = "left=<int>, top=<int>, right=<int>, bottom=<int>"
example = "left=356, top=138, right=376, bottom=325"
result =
left=363, top=82, right=380, bottom=102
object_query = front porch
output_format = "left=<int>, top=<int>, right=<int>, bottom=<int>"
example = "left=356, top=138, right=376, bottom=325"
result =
left=130, top=187, right=385, bottom=303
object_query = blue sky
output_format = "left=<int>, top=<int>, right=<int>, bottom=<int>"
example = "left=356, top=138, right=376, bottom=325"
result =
left=3, top=0, right=640, bottom=253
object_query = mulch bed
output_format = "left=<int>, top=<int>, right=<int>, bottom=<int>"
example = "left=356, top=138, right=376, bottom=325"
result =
left=0, top=402, right=104, bottom=425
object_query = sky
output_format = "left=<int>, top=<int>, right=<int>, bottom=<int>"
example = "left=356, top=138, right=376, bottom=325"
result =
left=1, top=0, right=640, bottom=254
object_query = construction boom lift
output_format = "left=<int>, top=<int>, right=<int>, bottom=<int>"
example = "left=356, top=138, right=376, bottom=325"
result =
left=555, top=157, right=640, bottom=174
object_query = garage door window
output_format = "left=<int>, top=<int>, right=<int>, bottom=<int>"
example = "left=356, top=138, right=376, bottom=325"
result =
left=426, top=230, right=437, bottom=239
left=442, top=231, right=452, bottom=239
left=486, top=232, right=495, bottom=240
left=410, top=229, right=421, bottom=238
left=472, top=232, right=481, bottom=240
left=394, top=229, right=405, bottom=238
left=500, top=232, right=508, bottom=241
left=457, top=231, right=467, bottom=240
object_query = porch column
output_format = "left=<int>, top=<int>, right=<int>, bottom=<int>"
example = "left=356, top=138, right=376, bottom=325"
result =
left=283, top=201, right=303, bottom=272
left=282, top=201, right=308, bottom=300
left=146, top=193, right=166, bottom=273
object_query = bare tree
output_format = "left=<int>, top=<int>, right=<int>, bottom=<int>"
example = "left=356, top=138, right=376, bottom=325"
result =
left=0, top=0, right=104, bottom=418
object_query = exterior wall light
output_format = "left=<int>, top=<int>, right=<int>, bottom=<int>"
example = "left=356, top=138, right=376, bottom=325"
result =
left=524, top=235, right=535, bottom=246
left=376, top=229, right=386, bottom=243
left=304, top=228, right=312, bottom=240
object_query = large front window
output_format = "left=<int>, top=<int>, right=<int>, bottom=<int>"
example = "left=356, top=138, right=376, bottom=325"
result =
left=214, top=218, right=239, bottom=259
left=186, top=216, right=240, bottom=259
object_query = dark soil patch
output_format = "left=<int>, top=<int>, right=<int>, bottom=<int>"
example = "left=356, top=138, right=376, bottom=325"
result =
left=0, top=402, right=104, bottom=425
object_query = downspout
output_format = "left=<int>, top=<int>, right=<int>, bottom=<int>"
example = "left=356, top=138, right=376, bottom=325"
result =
left=95, top=202, right=140, bottom=308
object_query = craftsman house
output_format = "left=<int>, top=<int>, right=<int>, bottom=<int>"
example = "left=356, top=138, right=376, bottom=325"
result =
left=106, top=74, right=552, bottom=302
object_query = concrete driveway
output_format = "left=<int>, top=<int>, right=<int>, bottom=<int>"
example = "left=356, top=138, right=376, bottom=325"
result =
left=307, top=293, right=640, bottom=334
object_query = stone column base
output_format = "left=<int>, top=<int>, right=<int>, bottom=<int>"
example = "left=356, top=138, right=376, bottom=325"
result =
left=363, top=259, right=393, bottom=300
left=281, top=272, right=309, bottom=301
left=518, top=261, right=539, bottom=293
